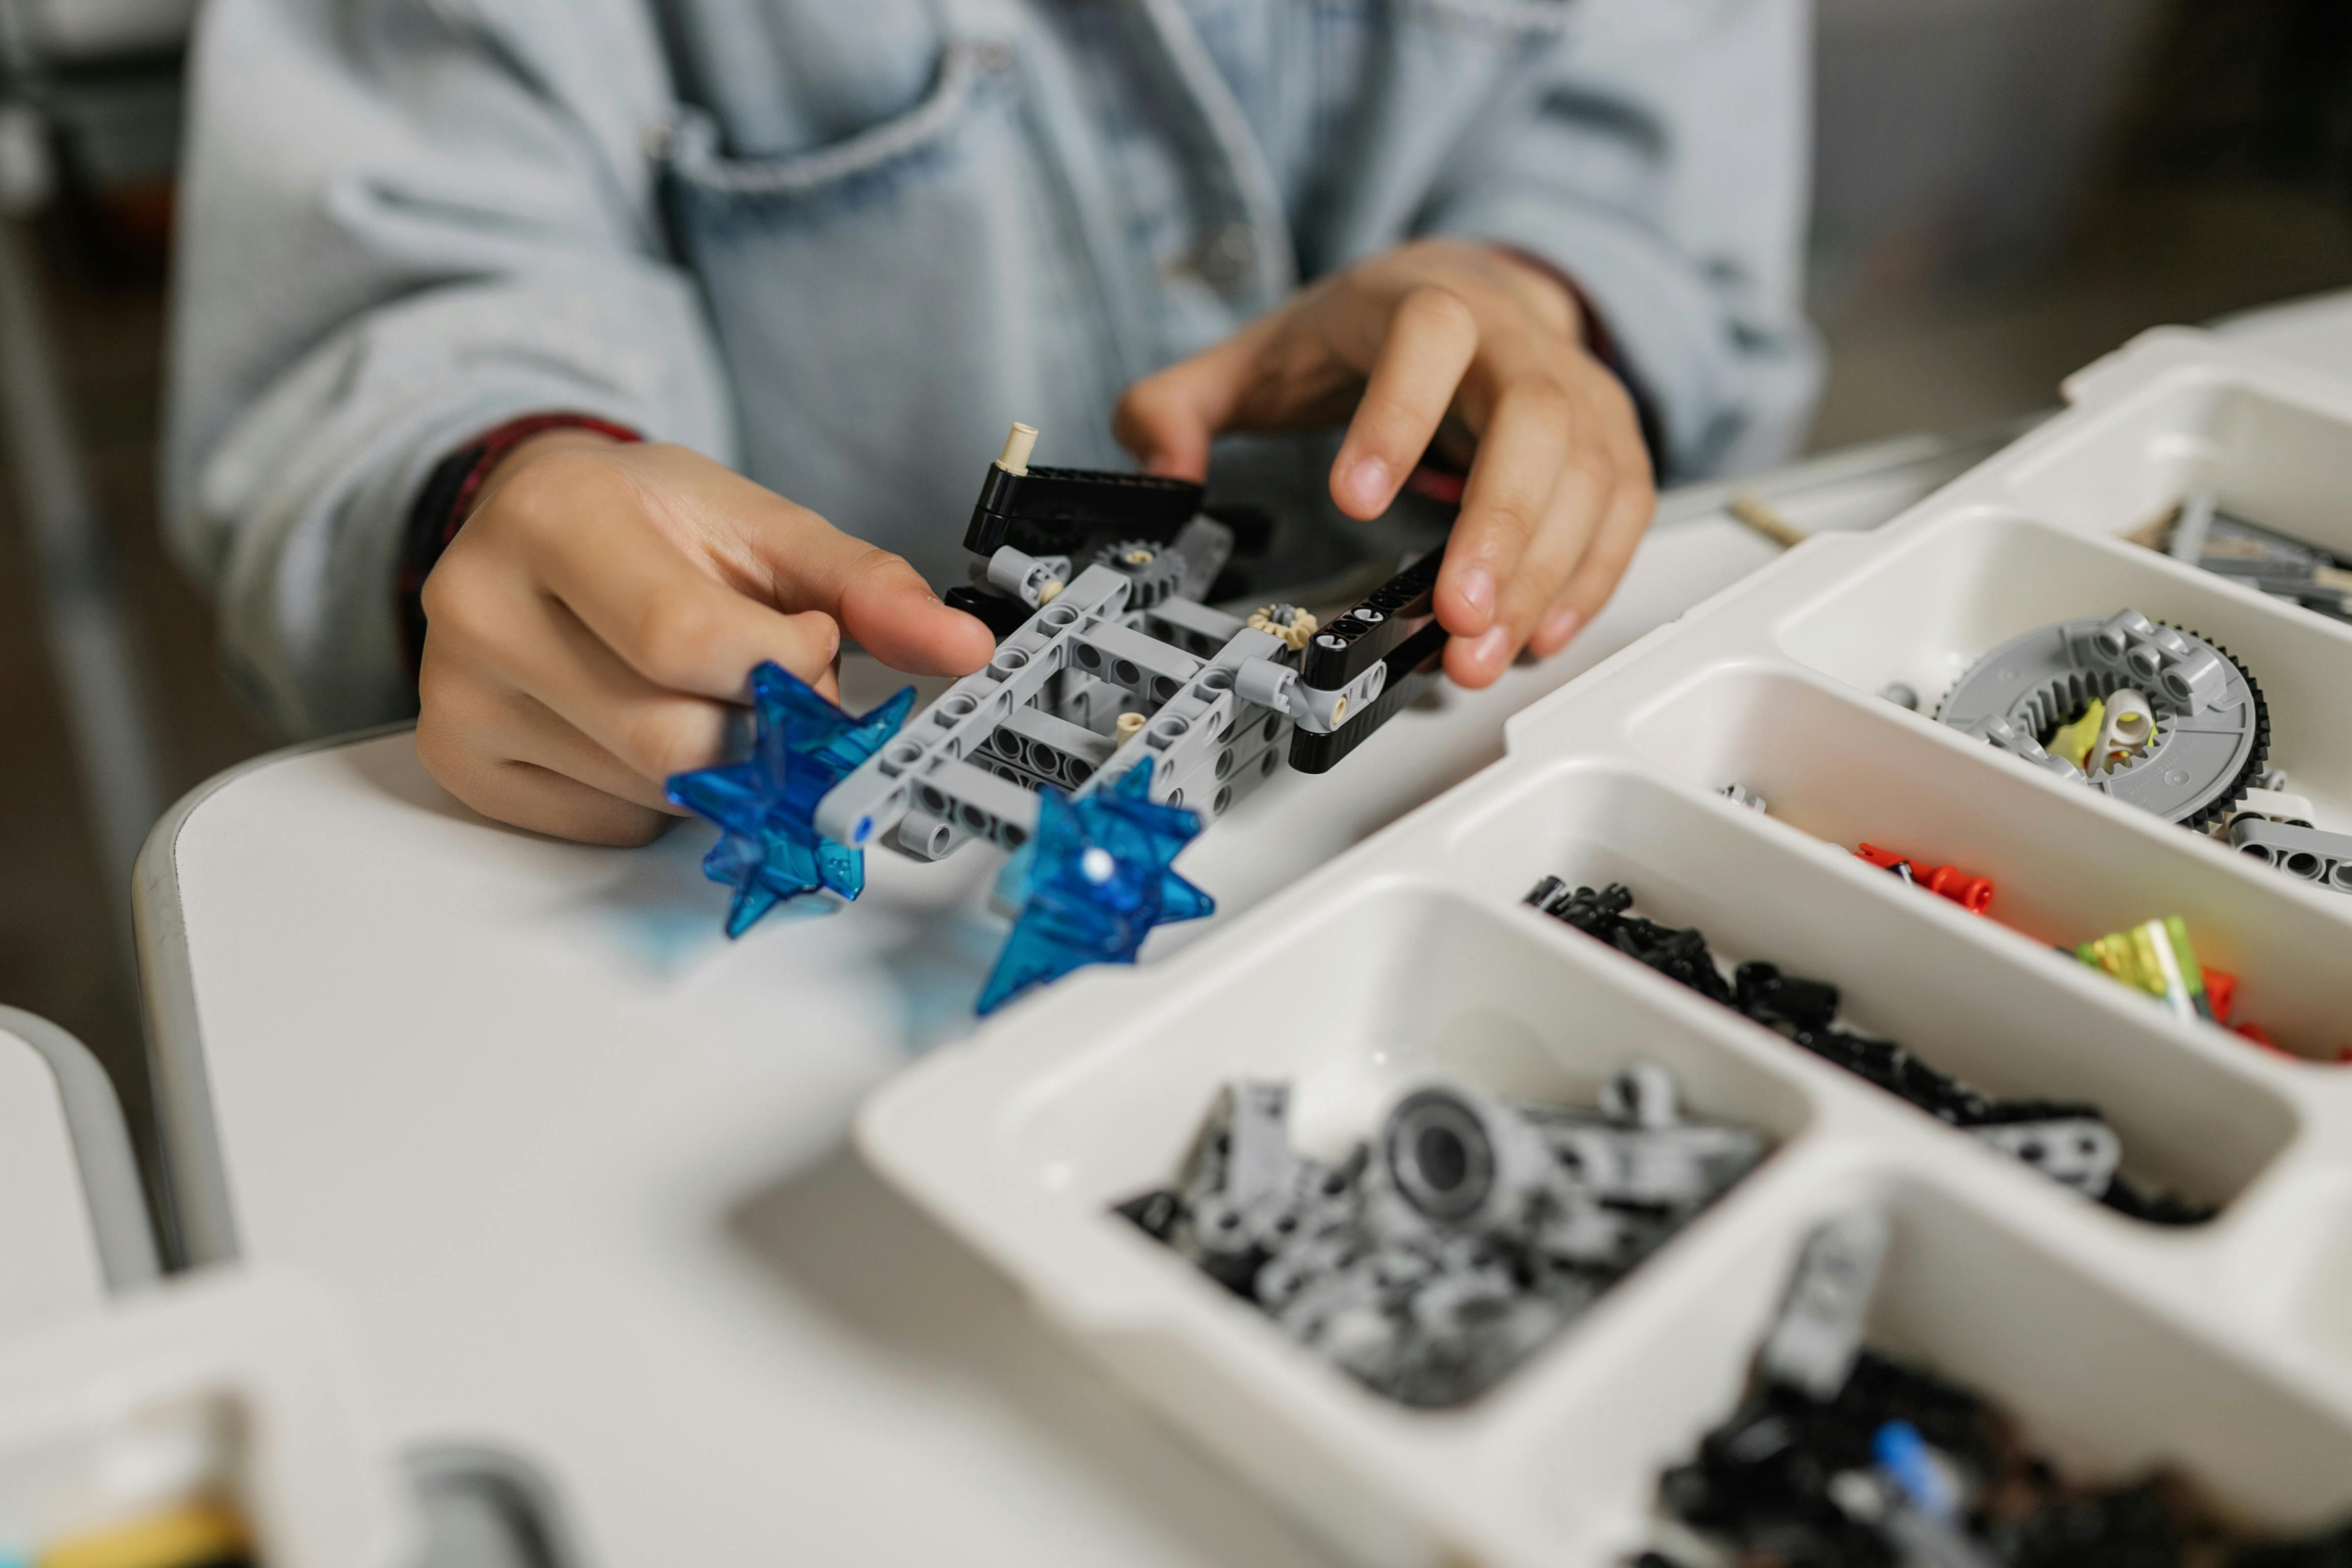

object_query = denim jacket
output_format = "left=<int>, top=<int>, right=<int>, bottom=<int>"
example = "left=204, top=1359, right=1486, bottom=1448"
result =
left=167, top=0, right=1820, bottom=736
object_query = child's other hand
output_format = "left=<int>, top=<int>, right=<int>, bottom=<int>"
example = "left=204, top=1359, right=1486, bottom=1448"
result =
left=1115, top=239, right=1656, bottom=689
left=415, top=432, right=995, bottom=845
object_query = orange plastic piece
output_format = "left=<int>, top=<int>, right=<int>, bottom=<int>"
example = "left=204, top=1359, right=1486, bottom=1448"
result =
left=1854, top=844, right=1995, bottom=915
left=2235, top=1023, right=2286, bottom=1056
left=2204, top=967, right=2238, bottom=1026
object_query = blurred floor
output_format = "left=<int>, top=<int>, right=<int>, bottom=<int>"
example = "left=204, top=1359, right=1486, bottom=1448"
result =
left=0, top=166, right=2346, bottom=1163
left=0, top=247, right=270, bottom=1161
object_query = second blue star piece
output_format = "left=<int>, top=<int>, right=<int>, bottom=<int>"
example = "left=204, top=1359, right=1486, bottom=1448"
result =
left=978, top=764, right=1216, bottom=1015
left=665, top=662, right=915, bottom=935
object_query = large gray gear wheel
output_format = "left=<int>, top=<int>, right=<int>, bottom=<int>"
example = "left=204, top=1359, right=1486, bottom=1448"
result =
left=1937, top=609, right=2268, bottom=829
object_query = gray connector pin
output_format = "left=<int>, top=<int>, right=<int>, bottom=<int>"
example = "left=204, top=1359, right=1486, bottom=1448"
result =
left=1759, top=1208, right=1890, bottom=1400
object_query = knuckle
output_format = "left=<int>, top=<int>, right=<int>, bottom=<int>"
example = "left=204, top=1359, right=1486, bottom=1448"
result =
left=1398, top=284, right=1479, bottom=340
left=1564, top=449, right=1617, bottom=498
left=1511, top=379, right=1578, bottom=430
left=631, top=600, right=724, bottom=687
left=418, top=560, right=500, bottom=645
left=1474, top=501, right=1541, bottom=552
left=613, top=703, right=719, bottom=781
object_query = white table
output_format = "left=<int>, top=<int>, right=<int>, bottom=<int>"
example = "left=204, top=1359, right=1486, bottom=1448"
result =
left=132, top=432, right=2004, bottom=1567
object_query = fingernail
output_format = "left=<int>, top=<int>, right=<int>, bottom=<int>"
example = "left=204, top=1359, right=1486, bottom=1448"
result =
left=1347, top=457, right=1392, bottom=510
left=1471, top=624, right=1512, bottom=672
left=1457, top=567, right=1497, bottom=623
left=1537, top=604, right=1582, bottom=650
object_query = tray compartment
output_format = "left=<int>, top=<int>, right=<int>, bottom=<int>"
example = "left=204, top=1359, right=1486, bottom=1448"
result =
left=1531, top=1174, right=2352, bottom=1563
left=1004, top=881, right=1816, bottom=1229
left=1625, top=660, right=2352, bottom=1060
left=1440, top=760, right=2301, bottom=1215
left=948, top=884, right=1828, bottom=1566
left=2003, top=369, right=2352, bottom=561
left=1774, top=512, right=2352, bottom=831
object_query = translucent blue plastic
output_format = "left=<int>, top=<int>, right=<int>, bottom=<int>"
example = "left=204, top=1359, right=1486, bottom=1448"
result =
left=977, top=762, right=1214, bottom=1014
left=665, top=662, right=914, bottom=935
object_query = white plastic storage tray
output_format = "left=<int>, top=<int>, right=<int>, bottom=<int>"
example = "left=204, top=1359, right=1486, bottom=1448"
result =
left=860, top=329, right=2352, bottom=1567
left=0, top=1267, right=411, bottom=1568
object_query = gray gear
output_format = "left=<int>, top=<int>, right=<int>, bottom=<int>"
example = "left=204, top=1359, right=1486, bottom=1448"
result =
left=1937, top=609, right=2268, bottom=828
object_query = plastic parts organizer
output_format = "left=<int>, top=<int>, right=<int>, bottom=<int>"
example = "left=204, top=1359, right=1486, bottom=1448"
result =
left=856, top=329, right=2352, bottom=1567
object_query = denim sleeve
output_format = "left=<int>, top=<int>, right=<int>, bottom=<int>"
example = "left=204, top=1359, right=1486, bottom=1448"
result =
left=1418, top=0, right=1824, bottom=483
left=164, top=0, right=733, bottom=737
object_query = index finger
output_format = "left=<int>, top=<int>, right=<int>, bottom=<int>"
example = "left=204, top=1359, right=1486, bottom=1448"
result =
left=535, top=509, right=842, bottom=701
left=730, top=501, right=997, bottom=678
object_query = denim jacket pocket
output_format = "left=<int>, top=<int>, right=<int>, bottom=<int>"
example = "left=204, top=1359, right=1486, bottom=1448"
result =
left=652, top=40, right=1127, bottom=588
left=660, top=39, right=1008, bottom=223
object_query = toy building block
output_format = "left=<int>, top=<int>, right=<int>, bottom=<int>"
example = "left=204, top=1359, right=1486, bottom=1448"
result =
left=2074, top=915, right=2220, bottom=1023
left=1854, top=844, right=1993, bottom=915
left=1757, top=1208, right=1887, bottom=1400
left=2228, top=816, right=2352, bottom=896
left=1939, top=608, right=2267, bottom=830
left=668, top=424, right=1466, bottom=1012
left=1530, top=878, right=2216, bottom=1224
left=1122, top=1066, right=1768, bottom=1407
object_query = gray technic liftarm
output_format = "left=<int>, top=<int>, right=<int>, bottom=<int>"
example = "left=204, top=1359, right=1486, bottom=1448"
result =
left=1937, top=609, right=2266, bottom=828
left=1757, top=1208, right=1888, bottom=1401
left=2228, top=817, right=2352, bottom=896
left=810, top=507, right=1359, bottom=860
left=812, top=517, right=1297, bottom=856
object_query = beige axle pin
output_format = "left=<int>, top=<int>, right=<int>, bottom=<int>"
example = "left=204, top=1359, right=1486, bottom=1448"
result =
left=997, top=422, right=1039, bottom=476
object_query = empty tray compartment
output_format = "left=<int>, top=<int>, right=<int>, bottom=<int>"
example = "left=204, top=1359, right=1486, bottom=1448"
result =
left=2002, top=367, right=2352, bottom=564
left=1775, top=512, right=2352, bottom=831
left=1625, top=661, right=2352, bottom=1059
left=1440, top=760, right=2301, bottom=1217
left=1529, top=1175, right=2352, bottom=1563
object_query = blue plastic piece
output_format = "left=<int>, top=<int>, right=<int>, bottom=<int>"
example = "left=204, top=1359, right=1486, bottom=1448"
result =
left=665, top=662, right=914, bottom=936
left=976, top=762, right=1213, bottom=1014
left=1874, top=1419, right=1957, bottom=1521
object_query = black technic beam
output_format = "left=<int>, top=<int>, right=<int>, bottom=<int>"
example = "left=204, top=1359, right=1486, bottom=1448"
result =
left=1298, top=549, right=1442, bottom=689
left=1287, top=616, right=1449, bottom=775
left=964, top=464, right=1206, bottom=558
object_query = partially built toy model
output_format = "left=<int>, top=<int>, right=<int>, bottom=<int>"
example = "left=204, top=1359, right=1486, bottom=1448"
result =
left=668, top=425, right=1451, bottom=1012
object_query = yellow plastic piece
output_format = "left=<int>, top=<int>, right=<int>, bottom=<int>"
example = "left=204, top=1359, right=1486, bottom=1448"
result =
left=2075, top=916, right=2209, bottom=1023
left=2049, top=696, right=2106, bottom=770
left=39, top=1502, right=250, bottom=1568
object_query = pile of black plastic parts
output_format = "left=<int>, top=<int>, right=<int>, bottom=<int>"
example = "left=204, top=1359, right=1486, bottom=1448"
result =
left=1525, top=880, right=2212, bottom=1226
left=1642, top=1211, right=2352, bottom=1567
left=1118, top=1070, right=1771, bottom=1407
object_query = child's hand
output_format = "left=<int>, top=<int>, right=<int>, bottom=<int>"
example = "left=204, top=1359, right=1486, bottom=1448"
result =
left=415, top=432, right=995, bottom=844
left=1116, top=239, right=1656, bottom=689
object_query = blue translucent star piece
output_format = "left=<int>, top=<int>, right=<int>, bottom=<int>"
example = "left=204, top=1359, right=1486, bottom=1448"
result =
left=666, top=662, right=914, bottom=937
left=977, top=762, right=1214, bottom=1014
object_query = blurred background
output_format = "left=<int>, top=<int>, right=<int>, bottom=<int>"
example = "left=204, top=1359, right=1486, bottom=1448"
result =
left=2, top=0, right=2349, bottom=1142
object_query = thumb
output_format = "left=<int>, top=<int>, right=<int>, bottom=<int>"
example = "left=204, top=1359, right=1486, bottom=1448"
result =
left=1113, top=334, right=1259, bottom=482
